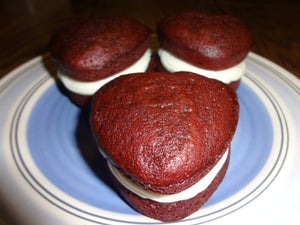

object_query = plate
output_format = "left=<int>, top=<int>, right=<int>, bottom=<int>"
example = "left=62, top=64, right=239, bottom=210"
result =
left=0, top=52, right=299, bottom=225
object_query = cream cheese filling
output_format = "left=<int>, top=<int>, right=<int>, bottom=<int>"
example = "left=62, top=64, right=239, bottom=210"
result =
left=58, top=49, right=152, bottom=96
left=108, top=148, right=229, bottom=203
left=158, top=48, right=245, bottom=84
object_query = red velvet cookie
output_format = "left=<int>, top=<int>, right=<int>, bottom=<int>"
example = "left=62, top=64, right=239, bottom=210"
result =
left=50, top=17, right=152, bottom=108
left=90, top=72, right=239, bottom=221
left=157, top=11, right=252, bottom=89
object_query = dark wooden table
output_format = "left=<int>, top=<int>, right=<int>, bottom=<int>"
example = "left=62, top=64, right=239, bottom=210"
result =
left=1, top=0, right=300, bottom=80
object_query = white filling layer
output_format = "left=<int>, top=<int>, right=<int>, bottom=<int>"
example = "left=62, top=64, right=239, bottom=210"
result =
left=58, top=49, right=152, bottom=96
left=108, top=148, right=229, bottom=203
left=158, top=48, right=245, bottom=84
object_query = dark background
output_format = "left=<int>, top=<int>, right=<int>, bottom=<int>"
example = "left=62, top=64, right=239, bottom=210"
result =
left=1, top=0, right=300, bottom=79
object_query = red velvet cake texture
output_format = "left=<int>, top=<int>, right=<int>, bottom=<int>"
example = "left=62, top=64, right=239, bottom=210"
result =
left=91, top=72, right=239, bottom=194
left=50, top=17, right=151, bottom=81
left=157, top=11, right=252, bottom=71
left=91, top=71, right=239, bottom=221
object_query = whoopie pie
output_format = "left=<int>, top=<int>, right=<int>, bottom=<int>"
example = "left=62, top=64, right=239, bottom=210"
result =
left=90, top=71, right=239, bottom=221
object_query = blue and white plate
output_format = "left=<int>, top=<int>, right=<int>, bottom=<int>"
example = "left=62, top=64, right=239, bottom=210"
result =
left=0, top=52, right=299, bottom=225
